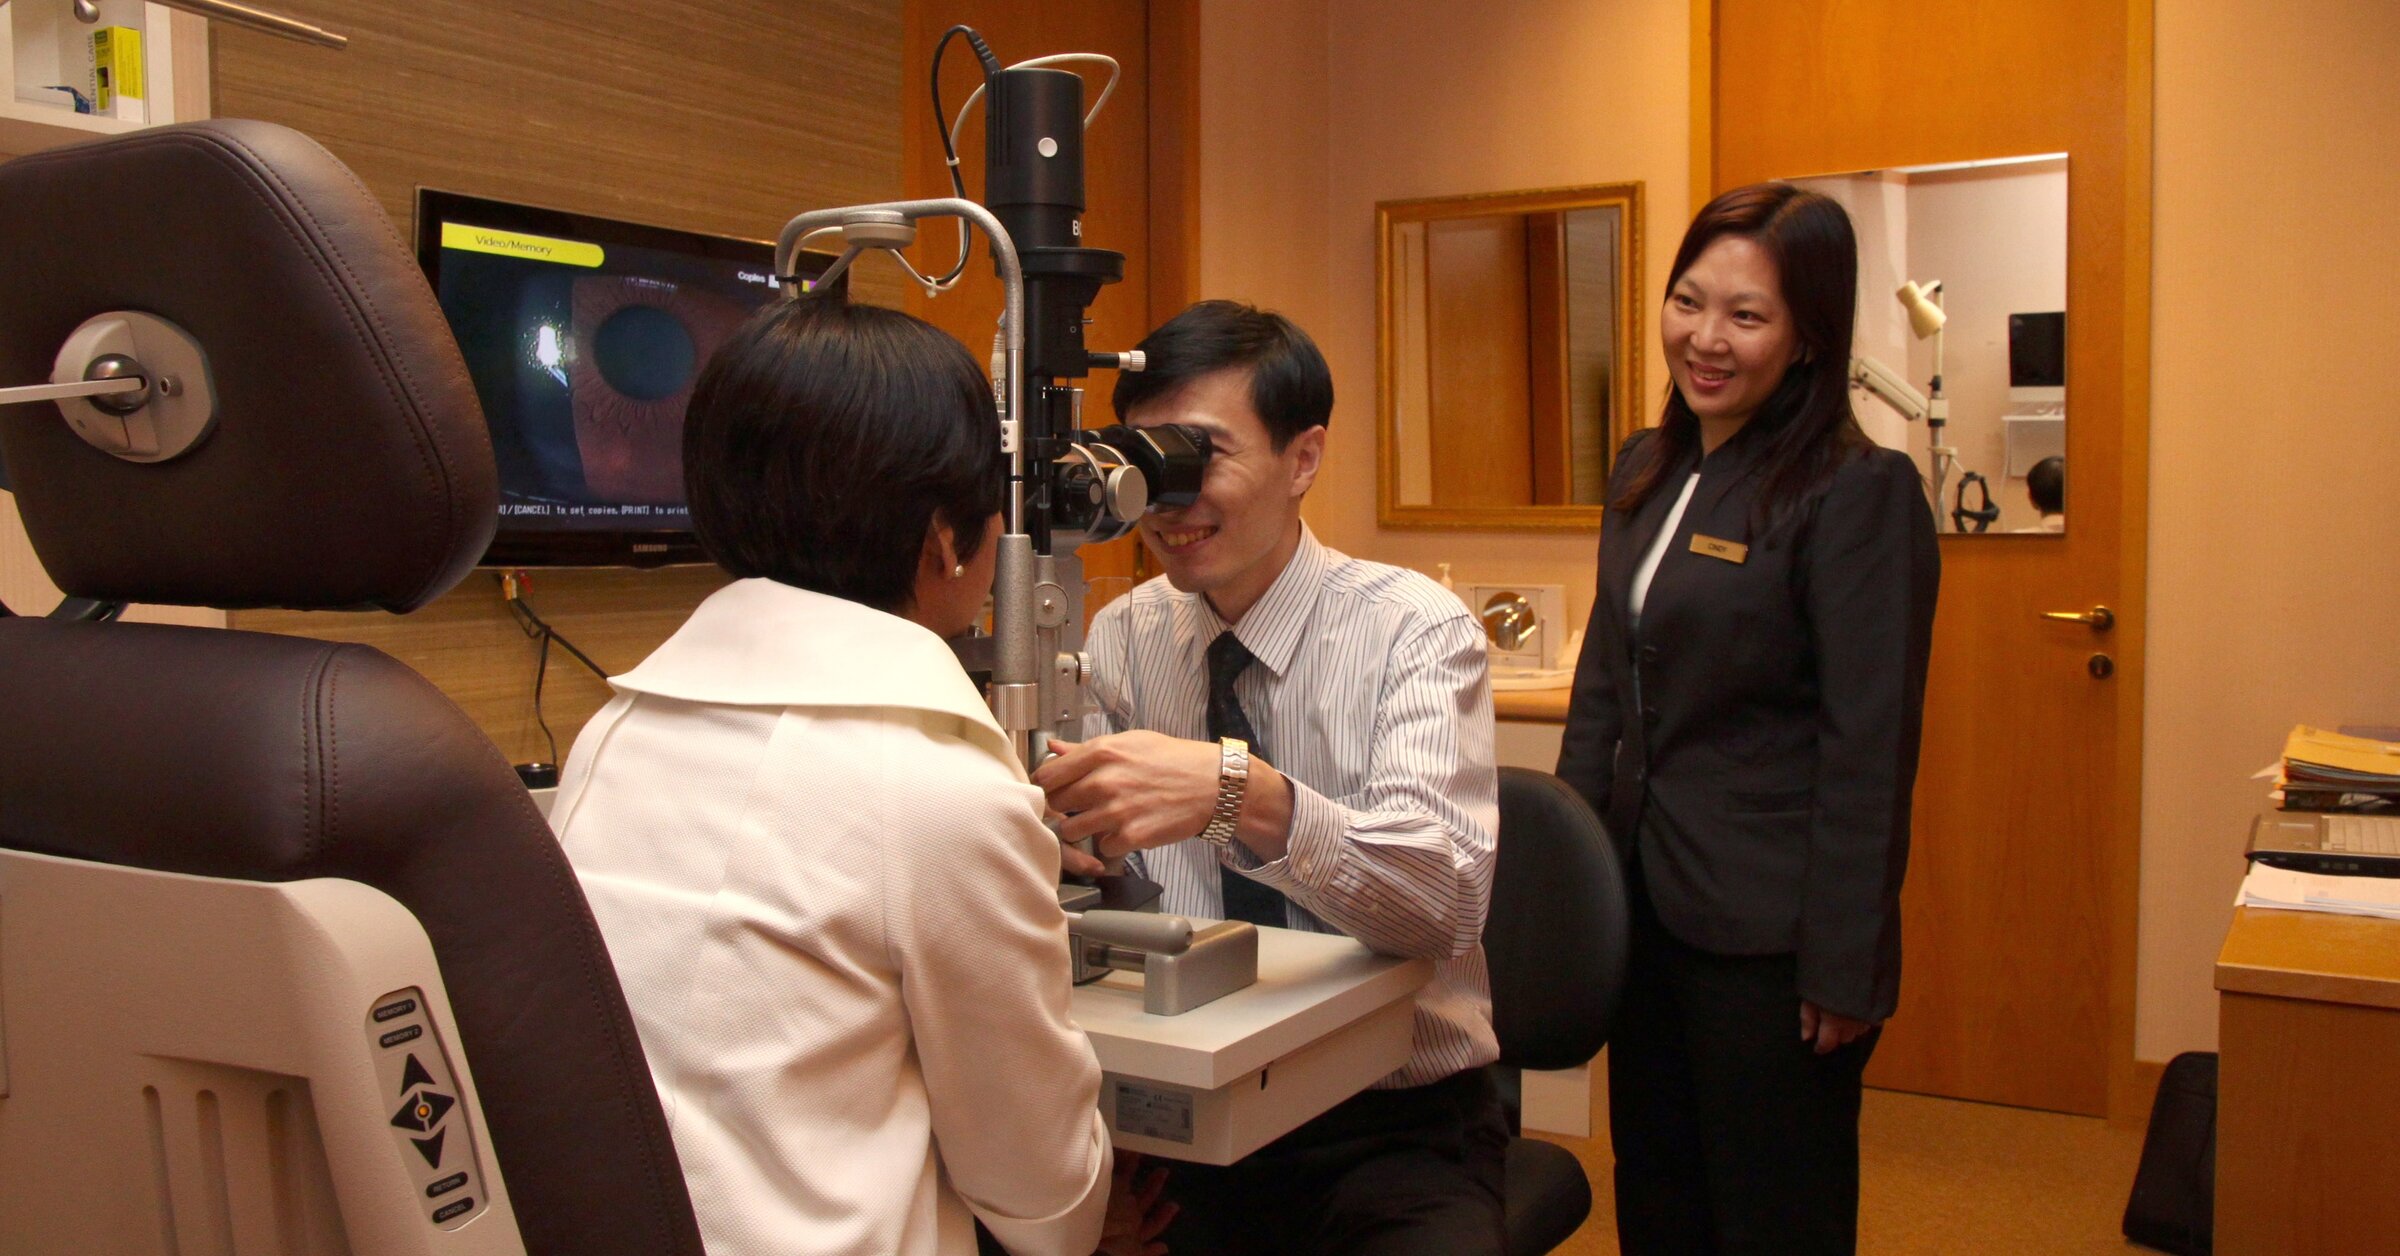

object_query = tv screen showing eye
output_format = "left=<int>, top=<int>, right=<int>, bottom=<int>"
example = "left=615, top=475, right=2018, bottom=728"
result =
left=413, top=189, right=836, bottom=567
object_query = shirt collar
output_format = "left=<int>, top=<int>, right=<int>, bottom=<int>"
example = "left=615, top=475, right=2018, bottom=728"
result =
left=1186, top=522, right=1330, bottom=679
left=611, top=578, right=1012, bottom=762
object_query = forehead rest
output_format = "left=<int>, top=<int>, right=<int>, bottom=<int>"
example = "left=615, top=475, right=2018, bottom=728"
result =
left=0, top=120, right=495, bottom=612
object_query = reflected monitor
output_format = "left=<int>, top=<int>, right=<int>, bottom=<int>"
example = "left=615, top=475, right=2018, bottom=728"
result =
left=2007, top=310, right=2066, bottom=404
left=413, top=189, right=837, bottom=567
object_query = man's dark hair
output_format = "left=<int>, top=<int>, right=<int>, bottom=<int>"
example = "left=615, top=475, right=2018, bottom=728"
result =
left=683, top=296, right=1003, bottom=613
left=2026, top=455, right=2064, bottom=516
left=1110, top=299, right=1332, bottom=449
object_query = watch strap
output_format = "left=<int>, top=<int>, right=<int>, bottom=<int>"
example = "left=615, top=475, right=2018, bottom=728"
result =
left=1200, top=737, right=1250, bottom=846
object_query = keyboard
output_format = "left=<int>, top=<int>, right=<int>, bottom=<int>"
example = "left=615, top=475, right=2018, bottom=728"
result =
left=2325, top=814, right=2400, bottom=855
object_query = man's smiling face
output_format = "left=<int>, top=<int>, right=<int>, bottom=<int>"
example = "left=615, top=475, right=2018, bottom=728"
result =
left=1128, top=366, right=1324, bottom=623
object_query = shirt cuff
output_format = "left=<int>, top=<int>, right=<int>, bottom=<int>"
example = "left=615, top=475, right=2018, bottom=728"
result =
left=1226, top=778, right=1344, bottom=894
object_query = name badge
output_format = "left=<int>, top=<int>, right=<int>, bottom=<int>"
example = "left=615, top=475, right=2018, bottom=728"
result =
left=1690, top=534, right=1749, bottom=564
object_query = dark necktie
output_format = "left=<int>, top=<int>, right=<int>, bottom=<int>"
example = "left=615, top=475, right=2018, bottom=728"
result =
left=1206, top=631, right=1289, bottom=927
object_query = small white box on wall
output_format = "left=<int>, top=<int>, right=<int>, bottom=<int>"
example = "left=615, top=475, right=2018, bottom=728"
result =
left=2004, top=413, right=2065, bottom=478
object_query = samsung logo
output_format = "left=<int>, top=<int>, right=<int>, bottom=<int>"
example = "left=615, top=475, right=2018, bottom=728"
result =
left=632, top=543, right=669, bottom=553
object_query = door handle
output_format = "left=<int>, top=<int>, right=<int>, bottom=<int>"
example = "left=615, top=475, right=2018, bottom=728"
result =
left=2041, top=606, right=2114, bottom=631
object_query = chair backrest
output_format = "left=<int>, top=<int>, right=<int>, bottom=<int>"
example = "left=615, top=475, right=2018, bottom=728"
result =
left=0, top=121, right=700, bottom=1254
left=1487, top=766, right=1629, bottom=1071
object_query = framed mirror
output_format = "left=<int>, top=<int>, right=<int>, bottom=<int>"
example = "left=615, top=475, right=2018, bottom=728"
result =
left=1785, top=154, right=2069, bottom=535
left=1377, top=183, right=1644, bottom=530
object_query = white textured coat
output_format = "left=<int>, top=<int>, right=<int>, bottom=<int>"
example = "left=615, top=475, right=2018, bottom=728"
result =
left=552, top=579, right=1110, bottom=1256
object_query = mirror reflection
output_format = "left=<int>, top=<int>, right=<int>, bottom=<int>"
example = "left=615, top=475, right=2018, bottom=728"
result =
left=1378, top=184, right=1643, bottom=529
left=1785, top=154, right=2068, bottom=534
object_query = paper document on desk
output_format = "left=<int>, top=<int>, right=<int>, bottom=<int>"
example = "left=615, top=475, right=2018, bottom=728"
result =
left=2238, top=863, right=2400, bottom=920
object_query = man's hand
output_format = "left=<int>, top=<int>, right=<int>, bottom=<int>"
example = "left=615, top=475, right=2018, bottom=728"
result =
left=1095, top=1152, right=1174, bottom=1256
left=1799, top=1000, right=1877, bottom=1055
left=1036, top=732, right=1292, bottom=862
left=1050, top=809, right=1108, bottom=879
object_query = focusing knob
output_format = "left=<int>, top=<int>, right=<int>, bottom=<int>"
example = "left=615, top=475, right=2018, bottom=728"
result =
left=1102, top=465, right=1149, bottom=522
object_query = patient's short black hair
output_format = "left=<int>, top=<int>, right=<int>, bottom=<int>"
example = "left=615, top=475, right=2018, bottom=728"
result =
left=1110, top=299, right=1332, bottom=449
left=2026, top=455, right=2064, bottom=516
left=683, top=296, right=1002, bottom=612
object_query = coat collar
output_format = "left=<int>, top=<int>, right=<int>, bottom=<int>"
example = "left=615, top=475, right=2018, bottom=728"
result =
left=610, top=578, right=1014, bottom=766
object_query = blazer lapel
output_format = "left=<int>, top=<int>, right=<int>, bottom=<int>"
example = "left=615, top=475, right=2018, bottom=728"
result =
left=1619, top=423, right=1774, bottom=646
left=1688, top=420, right=1775, bottom=537
left=1599, top=439, right=1699, bottom=642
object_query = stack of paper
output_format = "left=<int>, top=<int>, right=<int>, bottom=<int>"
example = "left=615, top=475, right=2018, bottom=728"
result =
left=2238, top=863, right=2400, bottom=921
left=2277, top=725, right=2400, bottom=810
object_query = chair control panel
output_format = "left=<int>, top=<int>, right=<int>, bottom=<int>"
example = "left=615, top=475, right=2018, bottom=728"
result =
left=366, top=987, right=488, bottom=1230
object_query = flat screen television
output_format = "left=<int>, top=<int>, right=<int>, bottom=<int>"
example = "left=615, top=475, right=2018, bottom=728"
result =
left=413, top=189, right=837, bottom=567
left=2007, top=310, right=2066, bottom=404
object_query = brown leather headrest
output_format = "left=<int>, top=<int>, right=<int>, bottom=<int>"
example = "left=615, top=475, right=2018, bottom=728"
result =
left=0, top=121, right=496, bottom=612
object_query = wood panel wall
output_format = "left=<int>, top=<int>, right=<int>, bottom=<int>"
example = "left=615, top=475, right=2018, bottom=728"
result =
left=211, top=0, right=906, bottom=767
left=212, top=1, right=1192, bottom=765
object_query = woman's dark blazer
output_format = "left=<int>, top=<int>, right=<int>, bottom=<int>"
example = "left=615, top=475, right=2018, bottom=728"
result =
left=1556, top=423, right=1938, bottom=1023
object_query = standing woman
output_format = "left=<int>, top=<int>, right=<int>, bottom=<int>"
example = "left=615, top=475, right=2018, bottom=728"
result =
left=1557, top=183, right=1939, bottom=1255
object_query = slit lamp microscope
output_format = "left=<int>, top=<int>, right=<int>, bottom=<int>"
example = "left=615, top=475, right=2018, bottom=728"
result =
left=773, top=27, right=1253, bottom=1015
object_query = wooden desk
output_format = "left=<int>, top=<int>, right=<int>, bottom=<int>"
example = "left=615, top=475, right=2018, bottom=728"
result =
left=2215, top=906, right=2400, bottom=1253
left=1492, top=688, right=1571, bottom=724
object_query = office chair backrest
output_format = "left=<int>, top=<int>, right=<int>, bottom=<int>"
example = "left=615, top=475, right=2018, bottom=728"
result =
left=1489, top=766, right=1628, bottom=1070
left=0, top=121, right=700, bottom=1254
left=1488, top=767, right=1628, bottom=1255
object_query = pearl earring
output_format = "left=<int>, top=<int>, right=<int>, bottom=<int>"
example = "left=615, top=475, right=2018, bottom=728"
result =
left=952, top=564, right=966, bottom=578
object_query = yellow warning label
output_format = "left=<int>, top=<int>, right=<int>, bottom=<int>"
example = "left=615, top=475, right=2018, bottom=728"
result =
left=440, top=223, right=605, bottom=268
left=92, top=28, right=145, bottom=108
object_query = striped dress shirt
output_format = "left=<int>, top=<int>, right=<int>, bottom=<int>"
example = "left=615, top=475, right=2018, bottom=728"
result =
left=1084, top=525, right=1501, bottom=1087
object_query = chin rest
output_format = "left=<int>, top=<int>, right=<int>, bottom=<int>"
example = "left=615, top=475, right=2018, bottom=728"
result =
left=0, top=122, right=699, bottom=1254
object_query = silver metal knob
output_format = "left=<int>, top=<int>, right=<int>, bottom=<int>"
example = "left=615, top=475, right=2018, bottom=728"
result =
left=1102, top=465, right=1149, bottom=522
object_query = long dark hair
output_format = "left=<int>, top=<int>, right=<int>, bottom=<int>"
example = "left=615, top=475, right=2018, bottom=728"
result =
left=1615, top=183, right=1870, bottom=531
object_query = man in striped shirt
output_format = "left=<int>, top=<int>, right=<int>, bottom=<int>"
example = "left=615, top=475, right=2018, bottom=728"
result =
left=1036, top=301, right=1504, bottom=1256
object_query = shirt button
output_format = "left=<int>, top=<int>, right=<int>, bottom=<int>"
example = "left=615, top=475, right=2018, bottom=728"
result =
left=1640, top=645, right=1660, bottom=663
left=1643, top=705, right=1660, bottom=723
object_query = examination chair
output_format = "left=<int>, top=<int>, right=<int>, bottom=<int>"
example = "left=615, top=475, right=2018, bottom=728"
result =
left=1489, top=766, right=1629, bottom=1254
left=0, top=121, right=701, bottom=1254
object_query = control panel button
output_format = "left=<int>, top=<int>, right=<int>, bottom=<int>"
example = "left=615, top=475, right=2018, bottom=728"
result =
left=367, top=987, right=485, bottom=1229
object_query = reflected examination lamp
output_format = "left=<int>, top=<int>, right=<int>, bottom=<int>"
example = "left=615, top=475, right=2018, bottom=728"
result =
left=1848, top=278, right=1964, bottom=531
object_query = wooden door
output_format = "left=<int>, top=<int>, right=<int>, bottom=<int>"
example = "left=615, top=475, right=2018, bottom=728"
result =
left=1708, top=0, right=2151, bottom=1117
left=1423, top=216, right=1536, bottom=508
left=902, top=1, right=1198, bottom=600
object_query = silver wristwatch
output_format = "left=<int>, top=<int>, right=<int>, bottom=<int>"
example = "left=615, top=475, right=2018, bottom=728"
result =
left=1199, top=737, right=1250, bottom=846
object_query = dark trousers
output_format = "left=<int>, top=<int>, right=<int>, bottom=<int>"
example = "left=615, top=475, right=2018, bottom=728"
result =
left=1609, top=870, right=1878, bottom=1256
left=1153, top=1067, right=1509, bottom=1256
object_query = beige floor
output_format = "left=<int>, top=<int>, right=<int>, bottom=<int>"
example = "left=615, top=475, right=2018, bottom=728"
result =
left=1534, top=1082, right=2153, bottom=1254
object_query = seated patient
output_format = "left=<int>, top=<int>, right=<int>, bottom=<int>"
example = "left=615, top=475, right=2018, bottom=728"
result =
left=2021, top=454, right=2065, bottom=532
left=551, top=295, right=1114, bottom=1256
